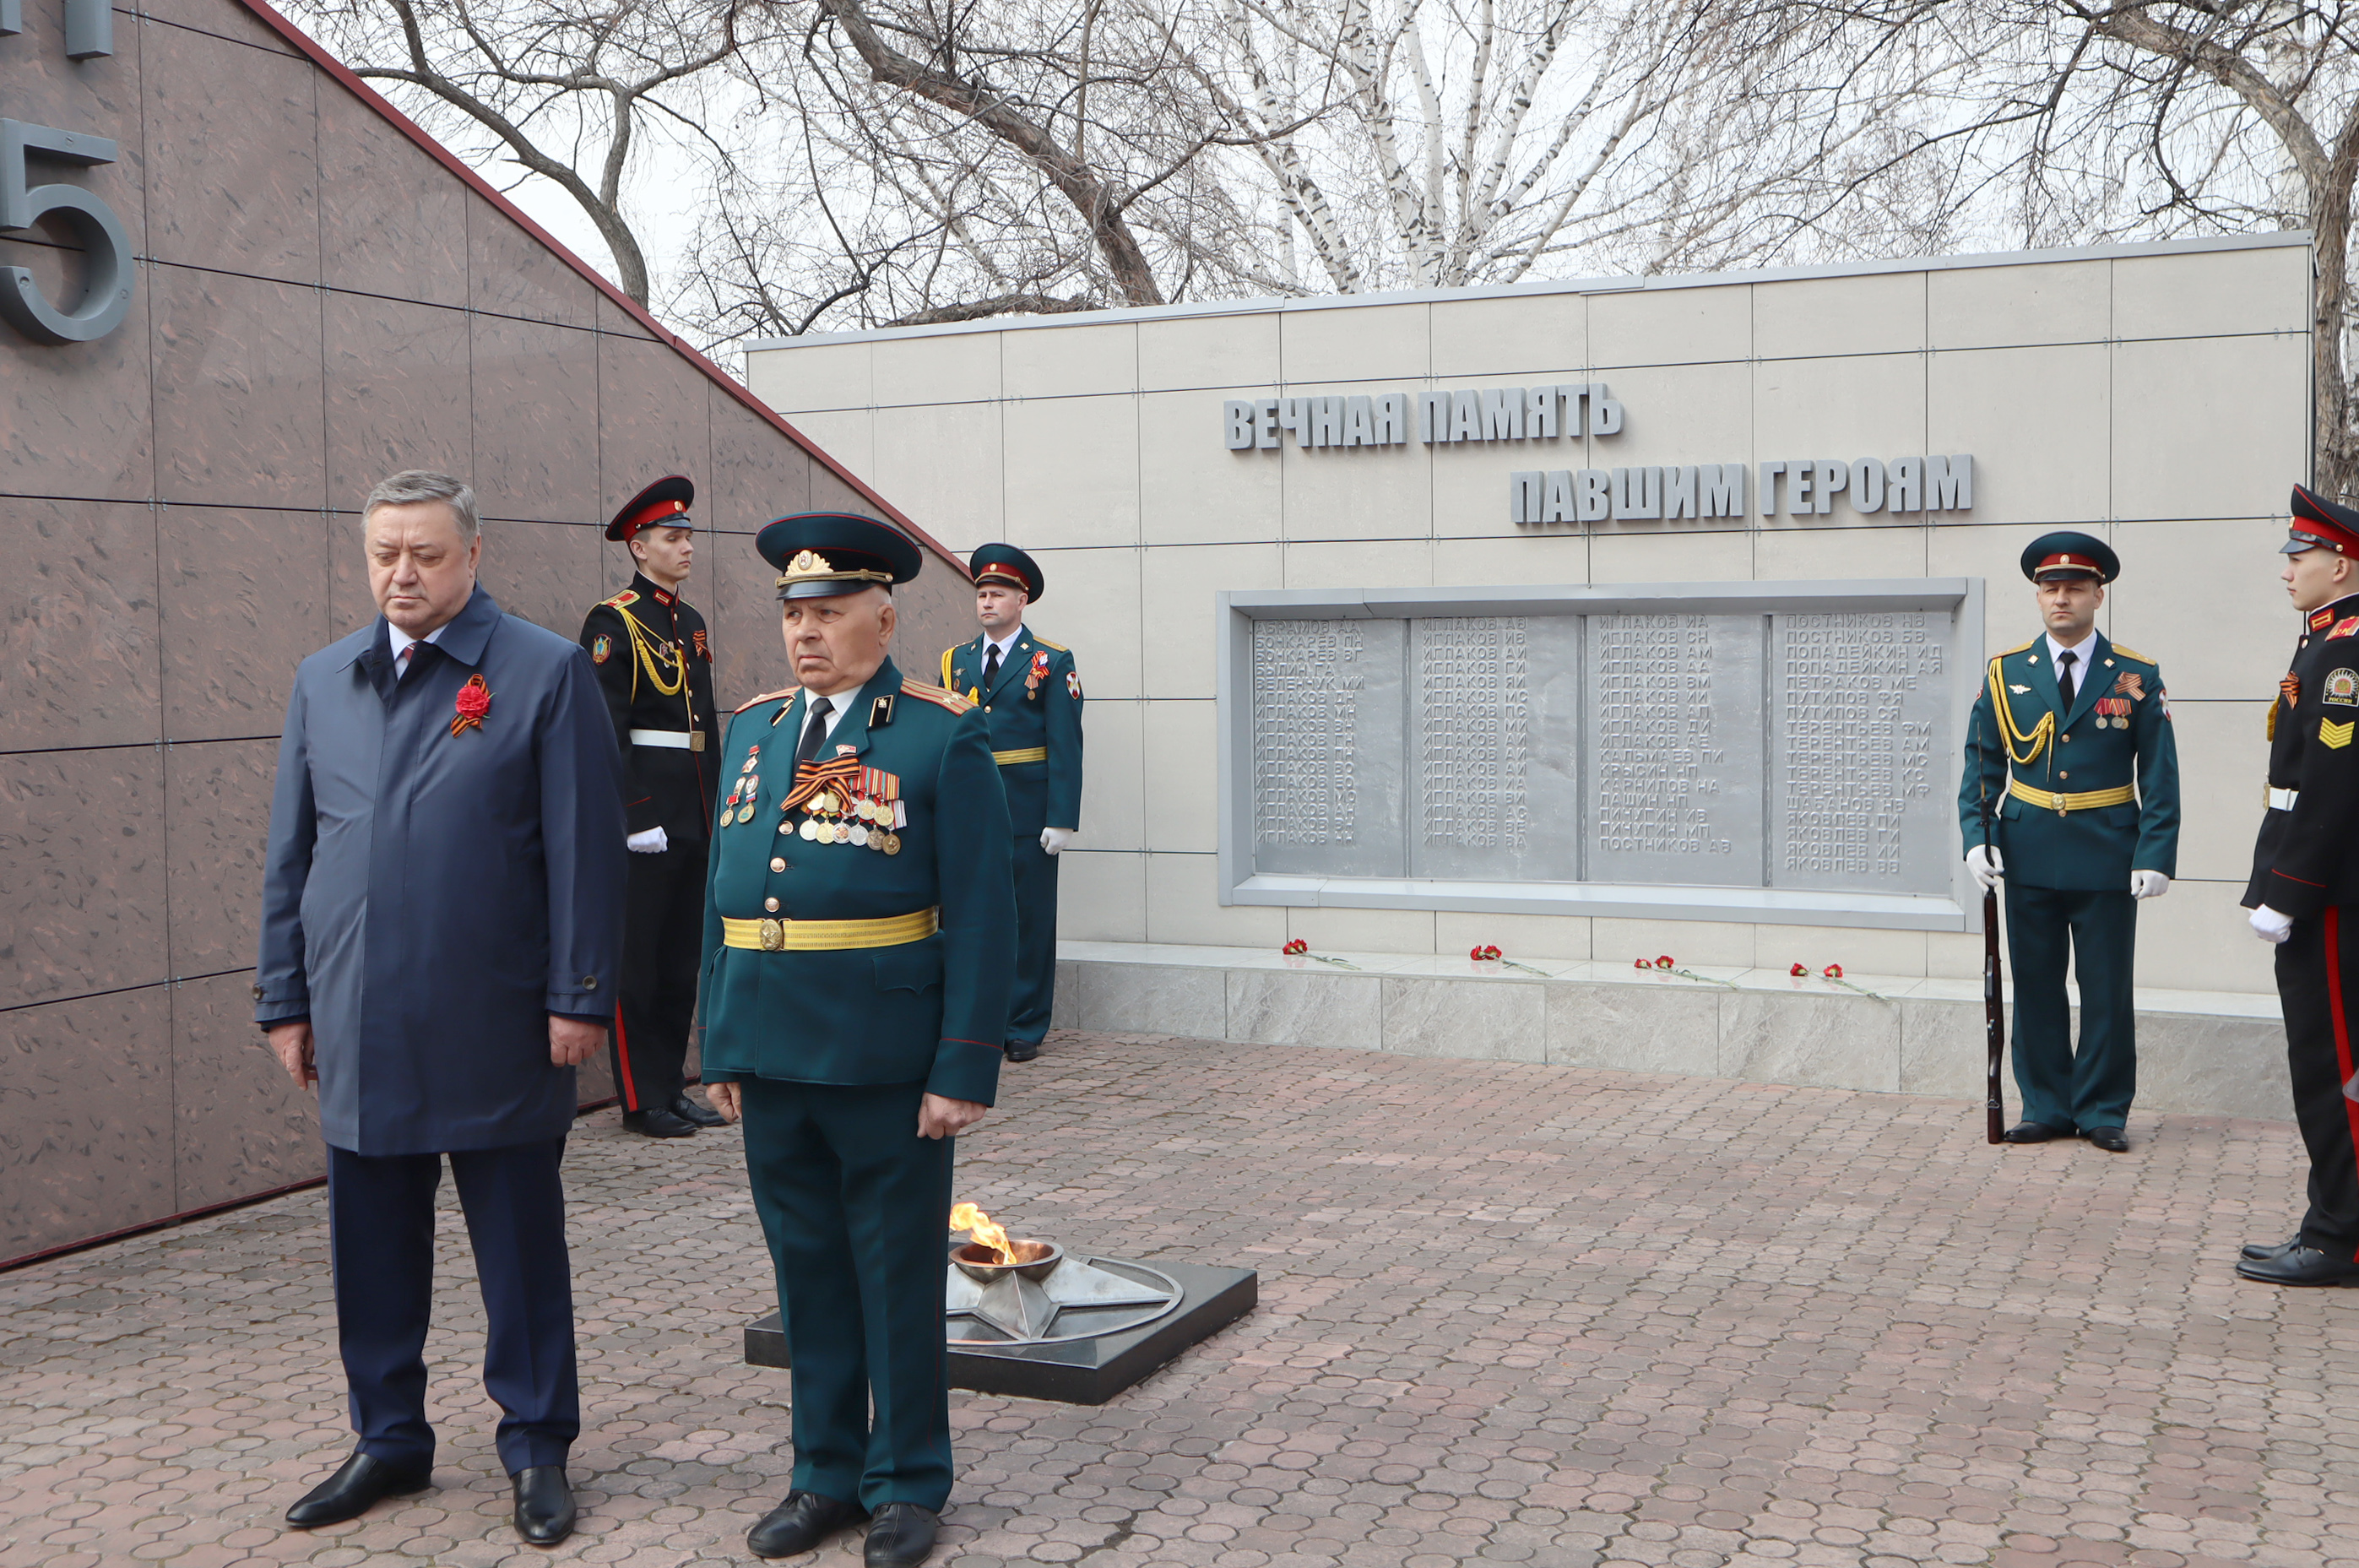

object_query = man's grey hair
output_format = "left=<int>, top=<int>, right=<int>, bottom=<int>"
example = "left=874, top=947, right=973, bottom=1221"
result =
left=362, top=470, right=480, bottom=541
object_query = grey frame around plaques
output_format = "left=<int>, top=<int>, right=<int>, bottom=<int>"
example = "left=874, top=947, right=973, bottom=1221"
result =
left=1215, top=579, right=1987, bottom=932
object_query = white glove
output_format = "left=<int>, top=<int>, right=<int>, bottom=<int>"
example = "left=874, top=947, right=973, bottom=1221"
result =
left=1965, top=844, right=2004, bottom=893
left=1040, top=827, right=1073, bottom=855
left=2129, top=871, right=2171, bottom=900
left=2250, top=904, right=2294, bottom=944
left=626, top=826, right=669, bottom=855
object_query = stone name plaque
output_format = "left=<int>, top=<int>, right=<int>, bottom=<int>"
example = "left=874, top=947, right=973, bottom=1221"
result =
left=1218, top=581, right=1984, bottom=930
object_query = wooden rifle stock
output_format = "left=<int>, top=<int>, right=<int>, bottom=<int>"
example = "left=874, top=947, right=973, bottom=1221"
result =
left=1983, top=882, right=2004, bottom=1143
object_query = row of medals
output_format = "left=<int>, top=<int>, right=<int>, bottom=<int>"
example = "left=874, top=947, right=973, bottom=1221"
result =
left=729, top=750, right=903, bottom=855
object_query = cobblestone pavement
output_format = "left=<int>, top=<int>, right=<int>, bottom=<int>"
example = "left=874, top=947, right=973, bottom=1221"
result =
left=6, top=1031, right=2359, bottom=1568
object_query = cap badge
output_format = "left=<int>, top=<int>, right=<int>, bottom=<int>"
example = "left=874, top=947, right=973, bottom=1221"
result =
left=789, top=549, right=832, bottom=575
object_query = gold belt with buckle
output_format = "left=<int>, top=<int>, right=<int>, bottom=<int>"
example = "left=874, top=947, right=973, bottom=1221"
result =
left=2006, top=778, right=2135, bottom=816
left=721, top=908, right=938, bottom=952
left=991, top=746, right=1048, bottom=766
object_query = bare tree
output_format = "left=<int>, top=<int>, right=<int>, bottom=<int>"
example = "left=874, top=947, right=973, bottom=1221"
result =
left=1716, top=1, right=2359, bottom=493
left=288, top=0, right=771, bottom=307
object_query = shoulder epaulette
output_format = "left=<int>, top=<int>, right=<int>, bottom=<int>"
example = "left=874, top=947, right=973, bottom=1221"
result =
left=2107, top=643, right=2156, bottom=665
left=900, top=681, right=974, bottom=713
left=1031, top=636, right=1068, bottom=653
left=939, top=647, right=956, bottom=688
left=733, top=686, right=797, bottom=714
left=600, top=589, right=640, bottom=610
left=1999, top=638, right=2036, bottom=657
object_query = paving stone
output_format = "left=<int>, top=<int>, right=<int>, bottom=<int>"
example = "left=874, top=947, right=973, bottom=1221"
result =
left=1, top=1032, right=2352, bottom=1565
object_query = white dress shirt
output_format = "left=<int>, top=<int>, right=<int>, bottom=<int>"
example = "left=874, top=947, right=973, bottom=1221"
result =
left=387, top=620, right=451, bottom=677
left=2045, top=627, right=2099, bottom=696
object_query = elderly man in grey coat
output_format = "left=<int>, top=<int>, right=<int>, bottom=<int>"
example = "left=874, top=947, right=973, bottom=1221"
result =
left=256, top=471, right=626, bottom=1544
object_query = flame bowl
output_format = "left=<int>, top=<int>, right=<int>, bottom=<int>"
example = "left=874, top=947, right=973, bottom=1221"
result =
left=951, top=1238, right=1062, bottom=1283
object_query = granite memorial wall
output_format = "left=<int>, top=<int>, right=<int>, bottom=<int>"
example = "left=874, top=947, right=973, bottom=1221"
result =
left=1223, top=582, right=1977, bottom=926
left=0, top=0, right=950, bottom=1264
left=744, top=233, right=2310, bottom=1000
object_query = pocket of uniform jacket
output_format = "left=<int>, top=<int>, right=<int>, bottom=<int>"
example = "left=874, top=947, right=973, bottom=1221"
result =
left=872, top=936, right=945, bottom=994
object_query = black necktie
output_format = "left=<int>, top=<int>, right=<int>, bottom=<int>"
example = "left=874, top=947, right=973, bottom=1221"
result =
left=983, top=643, right=1001, bottom=691
left=794, top=697, right=834, bottom=768
left=2057, top=649, right=2078, bottom=712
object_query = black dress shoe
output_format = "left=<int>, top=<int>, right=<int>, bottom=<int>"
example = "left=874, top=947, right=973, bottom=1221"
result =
left=671, top=1092, right=726, bottom=1128
left=2001, top=1121, right=2066, bottom=1143
left=1004, top=1041, right=1039, bottom=1063
left=749, top=1490, right=864, bottom=1559
left=865, top=1503, right=941, bottom=1567
left=512, top=1466, right=575, bottom=1546
left=2241, top=1236, right=2302, bottom=1261
left=2085, top=1126, right=2130, bottom=1153
left=285, top=1451, right=432, bottom=1528
left=621, top=1105, right=697, bottom=1137
left=2237, top=1244, right=2359, bottom=1286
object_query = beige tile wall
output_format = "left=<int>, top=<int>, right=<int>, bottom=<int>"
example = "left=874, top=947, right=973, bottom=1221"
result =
left=746, top=240, right=2313, bottom=994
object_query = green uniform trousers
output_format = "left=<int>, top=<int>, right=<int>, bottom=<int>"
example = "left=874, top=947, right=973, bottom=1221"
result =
left=740, top=1078, right=955, bottom=1511
left=1008, top=833, right=1060, bottom=1049
left=2004, top=882, right=2138, bottom=1134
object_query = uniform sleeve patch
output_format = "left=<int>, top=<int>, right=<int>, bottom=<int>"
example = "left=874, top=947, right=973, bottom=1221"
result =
left=591, top=633, right=611, bottom=664
left=692, top=628, right=710, bottom=659
left=1067, top=669, right=1082, bottom=699
left=2323, top=717, right=2356, bottom=749
left=2327, top=669, right=2359, bottom=707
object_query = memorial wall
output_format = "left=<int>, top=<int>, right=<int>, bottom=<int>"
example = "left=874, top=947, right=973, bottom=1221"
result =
left=746, top=234, right=2311, bottom=1000
left=0, top=0, right=955, bottom=1264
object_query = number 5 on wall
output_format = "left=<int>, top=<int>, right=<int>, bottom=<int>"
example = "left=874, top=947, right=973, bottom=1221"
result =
left=0, top=118, right=133, bottom=345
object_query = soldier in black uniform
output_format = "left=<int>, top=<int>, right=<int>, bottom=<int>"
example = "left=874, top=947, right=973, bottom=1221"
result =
left=579, top=476, right=723, bottom=1138
left=2240, top=484, right=2359, bottom=1286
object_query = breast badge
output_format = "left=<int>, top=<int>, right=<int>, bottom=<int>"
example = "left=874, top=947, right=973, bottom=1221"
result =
left=2326, top=668, right=2359, bottom=707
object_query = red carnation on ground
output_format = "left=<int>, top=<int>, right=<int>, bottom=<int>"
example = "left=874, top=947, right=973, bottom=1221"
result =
left=1790, top=962, right=1808, bottom=977
left=1282, top=939, right=1308, bottom=956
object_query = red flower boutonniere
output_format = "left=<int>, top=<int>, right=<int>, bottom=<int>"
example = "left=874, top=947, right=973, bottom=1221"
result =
left=451, top=674, right=492, bottom=737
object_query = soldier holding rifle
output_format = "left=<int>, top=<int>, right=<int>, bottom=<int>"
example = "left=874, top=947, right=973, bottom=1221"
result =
left=1958, top=532, right=2181, bottom=1153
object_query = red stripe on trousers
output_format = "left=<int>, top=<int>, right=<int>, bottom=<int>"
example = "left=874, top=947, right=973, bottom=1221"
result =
left=613, top=1003, right=639, bottom=1111
left=2328, top=909, right=2359, bottom=1262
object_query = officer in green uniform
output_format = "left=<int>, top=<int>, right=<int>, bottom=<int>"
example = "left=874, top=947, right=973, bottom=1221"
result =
left=939, top=545, right=1082, bottom=1063
left=700, top=513, right=1016, bottom=1567
left=1958, top=532, right=2181, bottom=1153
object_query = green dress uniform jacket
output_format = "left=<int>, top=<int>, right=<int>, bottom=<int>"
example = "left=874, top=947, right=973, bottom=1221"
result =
left=1958, top=632, right=2181, bottom=887
left=942, top=629, right=1082, bottom=1050
left=697, top=657, right=1017, bottom=1105
left=1956, top=631, right=2181, bottom=1135
left=941, top=630, right=1083, bottom=835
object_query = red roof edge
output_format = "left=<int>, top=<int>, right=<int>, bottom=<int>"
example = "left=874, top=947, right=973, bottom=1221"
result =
left=227, top=0, right=963, bottom=573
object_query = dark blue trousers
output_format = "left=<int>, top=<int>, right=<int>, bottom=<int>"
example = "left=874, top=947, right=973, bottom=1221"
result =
left=739, top=1080, right=955, bottom=1511
left=2004, top=882, right=2139, bottom=1134
left=326, top=1137, right=579, bottom=1476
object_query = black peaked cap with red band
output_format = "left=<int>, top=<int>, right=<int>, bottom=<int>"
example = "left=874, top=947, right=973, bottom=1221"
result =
left=968, top=543, right=1044, bottom=603
left=2019, top=529, right=2118, bottom=583
left=2287, top=484, right=2359, bottom=556
left=605, top=475, right=695, bottom=543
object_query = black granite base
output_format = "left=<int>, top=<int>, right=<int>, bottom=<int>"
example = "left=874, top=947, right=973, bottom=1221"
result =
left=745, top=1259, right=1256, bottom=1406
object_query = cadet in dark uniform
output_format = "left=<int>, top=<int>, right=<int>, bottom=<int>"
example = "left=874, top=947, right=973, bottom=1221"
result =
left=1958, top=532, right=2181, bottom=1153
left=940, top=545, right=1082, bottom=1062
left=578, top=476, right=723, bottom=1137
left=2238, top=486, right=2359, bottom=1287
left=701, top=513, right=1017, bottom=1566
